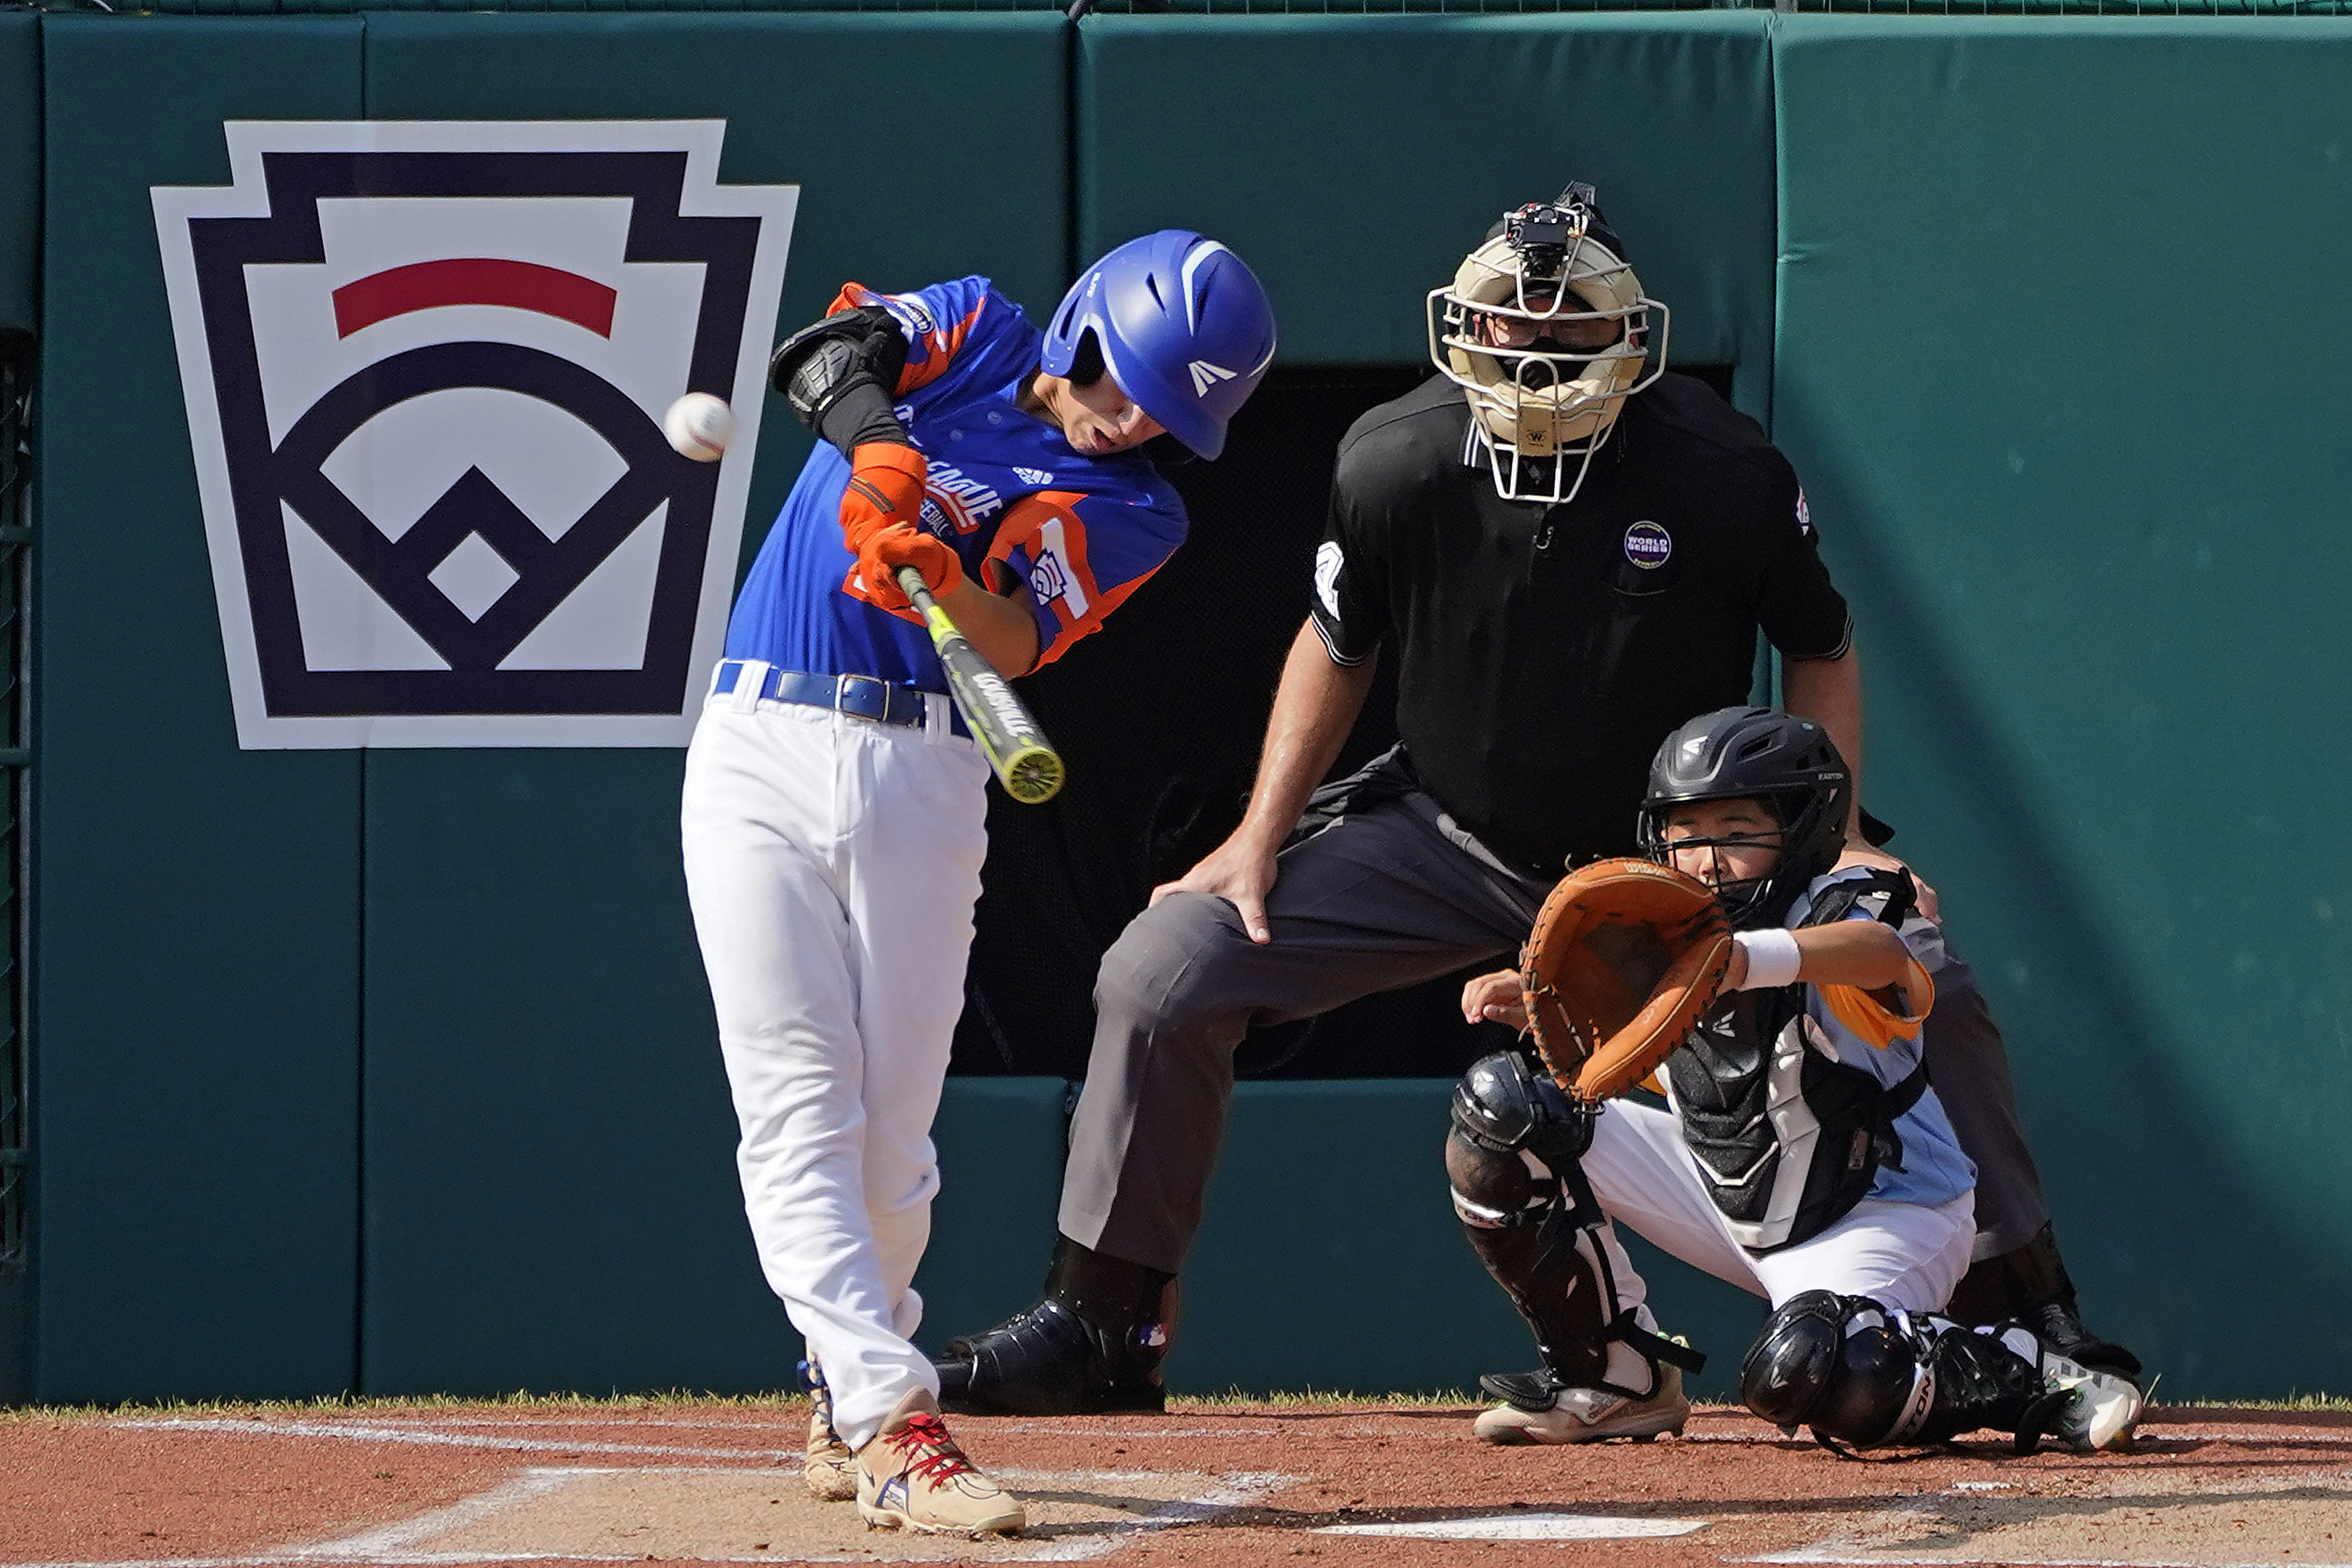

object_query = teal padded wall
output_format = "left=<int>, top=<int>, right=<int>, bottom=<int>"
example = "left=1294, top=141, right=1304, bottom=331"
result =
left=36, top=16, right=366, bottom=1401
left=1079, top=13, right=1781, bottom=417
left=24, top=9, right=2352, bottom=1405
left=0, top=13, right=35, bottom=338
left=1172, top=1081, right=1771, bottom=1397
left=912, top=1078, right=1068, bottom=1344
left=352, top=12, right=1067, bottom=1394
left=1773, top=18, right=2352, bottom=1397
left=1174, top=1082, right=1525, bottom=1394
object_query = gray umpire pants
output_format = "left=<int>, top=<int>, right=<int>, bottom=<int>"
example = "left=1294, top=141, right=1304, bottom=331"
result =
left=1056, top=763, right=2052, bottom=1276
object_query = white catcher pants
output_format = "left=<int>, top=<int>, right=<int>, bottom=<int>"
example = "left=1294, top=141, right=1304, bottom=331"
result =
left=1581, top=1098, right=1976, bottom=1335
left=681, top=680, right=989, bottom=1450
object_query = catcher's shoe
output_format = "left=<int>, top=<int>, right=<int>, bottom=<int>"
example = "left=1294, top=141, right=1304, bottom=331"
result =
left=1995, top=1325, right=2143, bottom=1452
left=854, top=1389, right=1025, bottom=1538
left=937, top=1298, right=1167, bottom=1416
left=797, top=1357, right=858, bottom=1504
left=1472, top=1363, right=1689, bottom=1445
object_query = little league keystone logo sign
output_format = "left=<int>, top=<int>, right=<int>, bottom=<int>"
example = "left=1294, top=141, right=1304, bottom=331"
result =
left=153, top=121, right=797, bottom=747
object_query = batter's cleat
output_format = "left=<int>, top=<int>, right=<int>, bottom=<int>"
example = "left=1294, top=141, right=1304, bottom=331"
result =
left=1996, top=1326, right=2144, bottom=1453
left=1472, top=1363, right=1689, bottom=1445
left=797, top=1357, right=858, bottom=1504
left=937, top=1298, right=1167, bottom=1416
left=854, top=1389, right=1025, bottom=1538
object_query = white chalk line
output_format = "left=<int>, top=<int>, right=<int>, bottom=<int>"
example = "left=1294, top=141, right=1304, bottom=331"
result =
left=1023, top=1471, right=1297, bottom=1564
left=119, top=1416, right=807, bottom=1463
left=1321, top=1511, right=1708, bottom=1541
left=287, top=1416, right=819, bottom=1433
left=119, top=1418, right=1266, bottom=1482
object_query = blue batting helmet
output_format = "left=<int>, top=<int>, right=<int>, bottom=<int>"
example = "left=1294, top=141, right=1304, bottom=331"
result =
left=1041, top=230, right=1277, bottom=461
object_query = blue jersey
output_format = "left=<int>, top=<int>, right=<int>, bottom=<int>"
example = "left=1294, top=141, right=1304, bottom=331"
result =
left=725, top=277, right=1189, bottom=687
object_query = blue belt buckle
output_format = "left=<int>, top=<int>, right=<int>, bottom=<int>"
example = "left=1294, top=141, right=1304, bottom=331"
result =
left=833, top=673, right=874, bottom=722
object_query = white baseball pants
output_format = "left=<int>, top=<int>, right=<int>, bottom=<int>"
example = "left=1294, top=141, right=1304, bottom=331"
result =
left=1584, top=1098, right=1976, bottom=1318
left=681, top=681, right=989, bottom=1451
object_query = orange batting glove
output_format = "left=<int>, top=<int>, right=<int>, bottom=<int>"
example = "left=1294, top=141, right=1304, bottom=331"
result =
left=856, top=525, right=965, bottom=612
left=840, top=442, right=928, bottom=553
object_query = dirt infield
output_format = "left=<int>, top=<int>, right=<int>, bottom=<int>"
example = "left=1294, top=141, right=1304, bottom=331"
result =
left=5, top=1398, right=2350, bottom=1568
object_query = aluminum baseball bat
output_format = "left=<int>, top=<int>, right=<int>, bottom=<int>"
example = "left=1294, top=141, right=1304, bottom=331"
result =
left=896, top=565, right=1065, bottom=806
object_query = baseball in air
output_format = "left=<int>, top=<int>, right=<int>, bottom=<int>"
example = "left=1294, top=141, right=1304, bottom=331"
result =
left=662, top=393, right=735, bottom=461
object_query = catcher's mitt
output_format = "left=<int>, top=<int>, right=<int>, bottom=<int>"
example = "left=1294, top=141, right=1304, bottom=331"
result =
left=1520, top=857, right=1735, bottom=1103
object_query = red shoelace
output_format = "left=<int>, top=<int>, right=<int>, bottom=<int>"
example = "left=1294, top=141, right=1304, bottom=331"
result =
left=882, top=1412, right=980, bottom=1484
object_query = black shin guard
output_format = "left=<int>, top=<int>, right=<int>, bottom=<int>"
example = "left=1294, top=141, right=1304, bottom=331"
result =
left=1450, top=1126, right=1615, bottom=1389
left=1448, top=1053, right=1704, bottom=1409
left=935, top=1236, right=1174, bottom=1416
left=1742, top=1291, right=2061, bottom=1452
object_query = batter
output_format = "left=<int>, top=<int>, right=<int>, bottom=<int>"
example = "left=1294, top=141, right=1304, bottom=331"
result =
left=681, top=233, right=1275, bottom=1534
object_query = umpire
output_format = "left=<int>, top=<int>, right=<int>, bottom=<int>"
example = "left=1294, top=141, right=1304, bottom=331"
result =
left=936, top=185, right=2137, bottom=1416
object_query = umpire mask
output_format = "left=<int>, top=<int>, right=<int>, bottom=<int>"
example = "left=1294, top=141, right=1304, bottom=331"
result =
left=1428, top=189, right=1668, bottom=505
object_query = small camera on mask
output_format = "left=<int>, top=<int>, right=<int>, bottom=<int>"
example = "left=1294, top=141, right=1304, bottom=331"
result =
left=1504, top=201, right=1584, bottom=281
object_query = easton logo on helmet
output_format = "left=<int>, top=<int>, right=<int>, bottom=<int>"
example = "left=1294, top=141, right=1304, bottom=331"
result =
left=1040, top=230, right=1275, bottom=461
left=1188, top=359, right=1237, bottom=396
left=1624, top=520, right=1674, bottom=569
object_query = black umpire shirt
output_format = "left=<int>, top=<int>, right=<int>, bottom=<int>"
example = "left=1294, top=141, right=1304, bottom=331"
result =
left=1310, top=371, right=1852, bottom=875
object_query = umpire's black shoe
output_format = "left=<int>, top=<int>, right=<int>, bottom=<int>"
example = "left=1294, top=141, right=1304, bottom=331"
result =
left=1949, top=1223, right=2143, bottom=1383
left=934, top=1236, right=1174, bottom=1416
left=936, top=1298, right=1167, bottom=1416
left=2023, top=1296, right=2144, bottom=1383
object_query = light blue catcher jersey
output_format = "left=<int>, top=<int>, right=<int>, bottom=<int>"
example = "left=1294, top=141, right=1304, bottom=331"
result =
left=724, top=276, right=1189, bottom=689
left=1784, top=867, right=1977, bottom=1211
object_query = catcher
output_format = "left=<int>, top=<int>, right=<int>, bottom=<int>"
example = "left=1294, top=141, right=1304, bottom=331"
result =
left=1450, top=704, right=2143, bottom=1454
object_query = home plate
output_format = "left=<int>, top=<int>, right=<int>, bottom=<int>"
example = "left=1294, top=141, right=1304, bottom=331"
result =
left=1320, top=1512, right=1709, bottom=1540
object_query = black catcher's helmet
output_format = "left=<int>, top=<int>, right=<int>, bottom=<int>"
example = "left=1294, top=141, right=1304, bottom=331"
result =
left=1637, top=707, right=1853, bottom=928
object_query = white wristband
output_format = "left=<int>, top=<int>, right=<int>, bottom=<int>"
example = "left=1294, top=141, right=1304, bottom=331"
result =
left=1731, top=928, right=1803, bottom=990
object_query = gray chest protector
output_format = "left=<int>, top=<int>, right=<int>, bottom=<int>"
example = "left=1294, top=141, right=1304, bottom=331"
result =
left=1664, top=872, right=1926, bottom=1254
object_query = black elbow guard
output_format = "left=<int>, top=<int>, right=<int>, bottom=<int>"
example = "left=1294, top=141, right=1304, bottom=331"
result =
left=768, top=306, right=910, bottom=432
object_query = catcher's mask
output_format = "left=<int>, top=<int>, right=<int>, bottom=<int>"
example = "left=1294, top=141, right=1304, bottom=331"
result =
left=1427, top=183, right=1669, bottom=505
left=1638, top=707, right=1852, bottom=929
